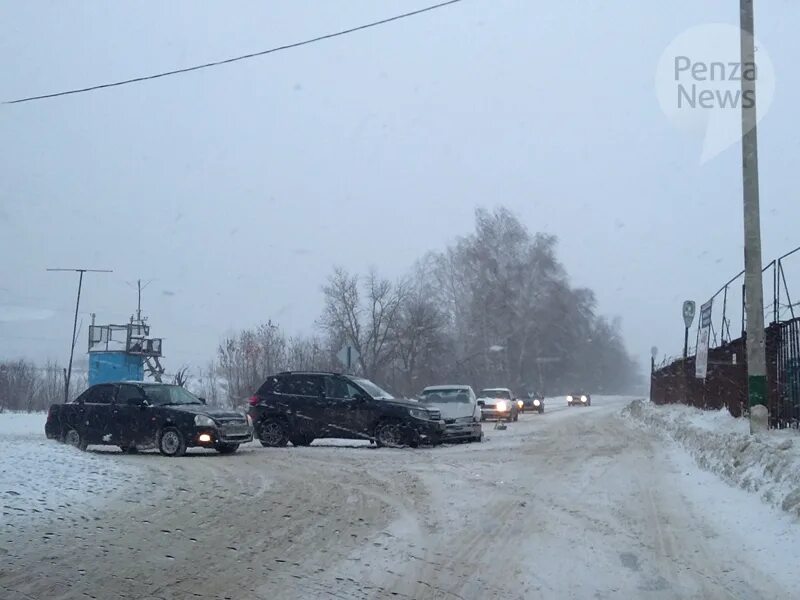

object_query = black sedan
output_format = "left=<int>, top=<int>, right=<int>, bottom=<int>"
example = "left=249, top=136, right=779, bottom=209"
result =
left=46, top=382, right=253, bottom=456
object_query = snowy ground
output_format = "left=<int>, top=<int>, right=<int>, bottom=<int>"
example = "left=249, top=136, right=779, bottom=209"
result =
left=0, top=413, right=142, bottom=528
left=623, top=399, right=800, bottom=517
left=2, top=397, right=800, bottom=599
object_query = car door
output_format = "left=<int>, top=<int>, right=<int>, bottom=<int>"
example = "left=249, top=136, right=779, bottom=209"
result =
left=83, top=383, right=117, bottom=444
left=282, top=374, right=325, bottom=437
left=112, top=384, right=150, bottom=447
left=323, top=376, right=376, bottom=440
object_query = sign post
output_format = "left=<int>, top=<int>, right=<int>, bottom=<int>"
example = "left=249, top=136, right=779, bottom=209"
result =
left=682, top=300, right=696, bottom=359
left=336, top=343, right=360, bottom=373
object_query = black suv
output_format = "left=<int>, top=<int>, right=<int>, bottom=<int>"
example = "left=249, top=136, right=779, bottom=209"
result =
left=45, top=382, right=253, bottom=456
left=248, top=372, right=446, bottom=448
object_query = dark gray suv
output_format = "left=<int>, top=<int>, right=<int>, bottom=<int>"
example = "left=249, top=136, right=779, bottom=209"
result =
left=248, top=372, right=446, bottom=448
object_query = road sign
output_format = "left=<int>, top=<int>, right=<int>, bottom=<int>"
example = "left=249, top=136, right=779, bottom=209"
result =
left=699, top=300, right=713, bottom=329
left=336, top=344, right=360, bottom=370
left=695, top=300, right=713, bottom=379
left=682, top=301, right=696, bottom=328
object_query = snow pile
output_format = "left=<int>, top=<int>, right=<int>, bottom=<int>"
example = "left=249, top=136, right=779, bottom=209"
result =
left=0, top=413, right=141, bottom=527
left=623, top=400, right=800, bottom=518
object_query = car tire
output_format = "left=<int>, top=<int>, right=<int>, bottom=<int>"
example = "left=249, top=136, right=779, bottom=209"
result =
left=375, top=420, right=407, bottom=448
left=64, top=428, right=88, bottom=451
left=258, top=419, right=289, bottom=448
left=538, top=407, right=544, bottom=414
left=158, top=427, right=187, bottom=457
left=119, top=445, right=138, bottom=454
left=289, top=435, right=314, bottom=447
left=216, top=443, right=239, bottom=454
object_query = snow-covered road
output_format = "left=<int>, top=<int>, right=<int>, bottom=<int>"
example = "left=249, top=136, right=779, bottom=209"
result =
left=2, top=397, right=800, bottom=599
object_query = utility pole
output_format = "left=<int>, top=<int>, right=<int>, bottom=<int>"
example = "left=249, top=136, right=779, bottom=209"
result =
left=740, top=0, right=768, bottom=433
left=47, top=268, right=112, bottom=402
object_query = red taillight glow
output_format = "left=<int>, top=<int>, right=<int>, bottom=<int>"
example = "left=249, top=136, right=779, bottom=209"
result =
left=248, top=395, right=259, bottom=406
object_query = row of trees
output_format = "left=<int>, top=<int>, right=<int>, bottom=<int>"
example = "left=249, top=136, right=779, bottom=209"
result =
left=3, top=208, right=640, bottom=411
left=207, top=208, right=640, bottom=407
left=0, top=360, right=87, bottom=413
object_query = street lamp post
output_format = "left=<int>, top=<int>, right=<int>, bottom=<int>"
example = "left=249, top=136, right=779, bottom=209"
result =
left=739, top=0, right=768, bottom=433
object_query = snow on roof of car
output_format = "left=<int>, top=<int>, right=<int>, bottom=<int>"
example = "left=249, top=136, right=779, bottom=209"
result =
left=480, top=387, right=512, bottom=392
left=422, top=385, right=471, bottom=391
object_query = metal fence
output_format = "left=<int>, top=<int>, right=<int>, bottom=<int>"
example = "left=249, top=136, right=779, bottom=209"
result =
left=651, top=317, right=800, bottom=428
left=774, top=318, right=800, bottom=428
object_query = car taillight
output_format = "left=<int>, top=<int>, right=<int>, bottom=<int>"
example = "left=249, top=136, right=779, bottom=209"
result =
left=248, top=395, right=260, bottom=406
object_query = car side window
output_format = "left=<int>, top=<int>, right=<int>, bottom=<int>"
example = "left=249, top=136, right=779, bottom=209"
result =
left=86, top=384, right=116, bottom=405
left=286, top=374, right=323, bottom=397
left=325, top=377, right=361, bottom=400
left=258, top=376, right=279, bottom=395
left=117, top=384, right=145, bottom=405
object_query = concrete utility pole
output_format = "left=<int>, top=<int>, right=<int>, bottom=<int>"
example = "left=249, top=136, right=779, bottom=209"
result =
left=47, top=268, right=112, bottom=402
left=740, top=0, right=768, bottom=433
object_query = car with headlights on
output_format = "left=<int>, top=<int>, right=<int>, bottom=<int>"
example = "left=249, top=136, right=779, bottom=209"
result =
left=45, top=382, right=253, bottom=456
left=418, top=385, right=483, bottom=442
left=477, top=387, right=519, bottom=422
left=248, top=372, right=446, bottom=448
left=566, top=392, right=592, bottom=407
left=521, top=392, right=545, bottom=414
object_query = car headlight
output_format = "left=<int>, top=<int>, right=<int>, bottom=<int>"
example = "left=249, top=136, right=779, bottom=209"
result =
left=567, top=395, right=573, bottom=403
left=533, top=399, right=541, bottom=407
left=496, top=400, right=508, bottom=412
left=581, top=395, right=588, bottom=403
left=516, top=400, right=523, bottom=409
left=194, top=415, right=216, bottom=427
left=409, top=408, right=431, bottom=420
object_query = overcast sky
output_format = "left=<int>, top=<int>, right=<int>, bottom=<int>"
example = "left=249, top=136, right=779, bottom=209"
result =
left=1, top=1, right=799, bottom=375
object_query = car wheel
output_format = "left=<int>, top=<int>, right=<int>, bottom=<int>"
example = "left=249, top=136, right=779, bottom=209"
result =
left=375, top=420, right=407, bottom=448
left=119, top=445, right=138, bottom=454
left=289, top=435, right=314, bottom=447
left=538, top=407, right=544, bottom=414
left=216, top=443, right=239, bottom=454
left=64, top=428, right=88, bottom=451
left=473, top=432, right=484, bottom=443
left=158, top=427, right=187, bottom=457
left=258, top=419, right=289, bottom=447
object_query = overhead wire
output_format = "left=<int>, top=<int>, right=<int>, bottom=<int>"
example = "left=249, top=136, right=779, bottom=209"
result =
left=5, top=0, right=465, bottom=105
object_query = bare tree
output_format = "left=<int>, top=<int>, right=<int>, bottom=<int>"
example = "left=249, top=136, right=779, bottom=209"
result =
left=173, top=365, right=191, bottom=388
left=321, top=268, right=407, bottom=380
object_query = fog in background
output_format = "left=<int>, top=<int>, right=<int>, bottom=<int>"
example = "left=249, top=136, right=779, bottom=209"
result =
left=2, top=0, right=799, bottom=375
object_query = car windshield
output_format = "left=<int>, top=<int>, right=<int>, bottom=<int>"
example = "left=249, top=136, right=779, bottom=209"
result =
left=420, top=389, right=471, bottom=403
left=479, top=389, right=511, bottom=399
left=353, top=378, right=394, bottom=400
left=142, top=385, right=203, bottom=406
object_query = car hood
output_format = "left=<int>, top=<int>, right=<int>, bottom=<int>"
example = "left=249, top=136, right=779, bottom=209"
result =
left=161, top=404, right=247, bottom=420
left=478, top=397, right=508, bottom=407
left=377, top=397, right=423, bottom=410
left=418, top=402, right=474, bottom=419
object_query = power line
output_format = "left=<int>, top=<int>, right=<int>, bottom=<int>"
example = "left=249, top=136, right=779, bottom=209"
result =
left=5, top=0, right=465, bottom=105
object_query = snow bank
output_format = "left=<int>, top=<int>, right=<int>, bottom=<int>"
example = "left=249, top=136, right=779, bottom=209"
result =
left=623, top=400, right=800, bottom=518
